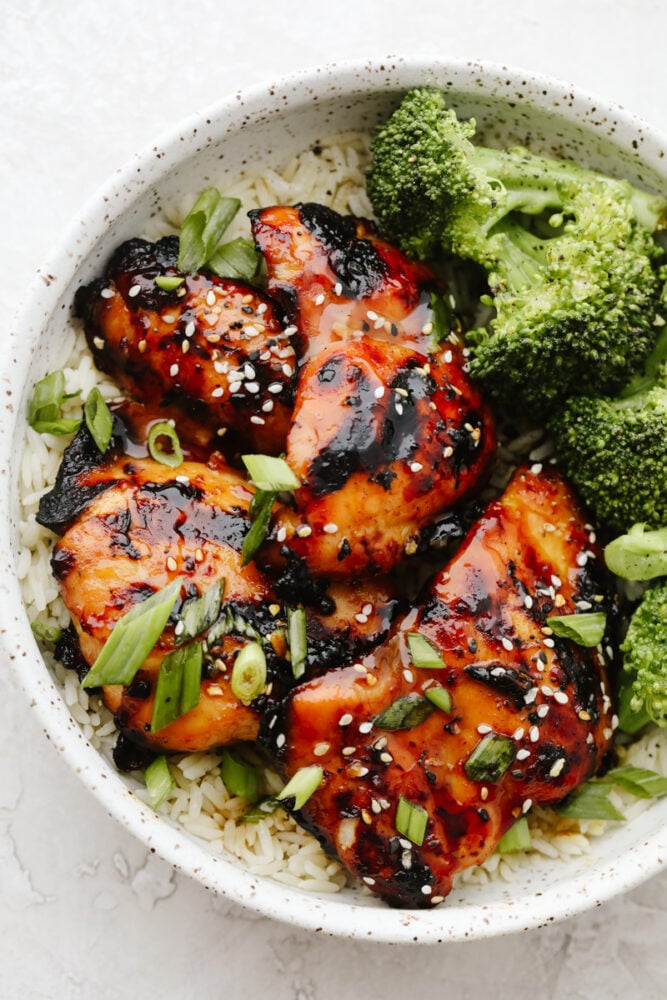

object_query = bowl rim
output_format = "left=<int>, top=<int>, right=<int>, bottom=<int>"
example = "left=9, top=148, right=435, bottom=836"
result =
left=3, top=54, right=667, bottom=944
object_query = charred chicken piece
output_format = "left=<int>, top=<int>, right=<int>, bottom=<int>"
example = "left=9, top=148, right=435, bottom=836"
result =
left=42, top=422, right=399, bottom=756
left=270, top=337, right=495, bottom=577
left=249, top=203, right=440, bottom=360
left=269, top=467, right=615, bottom=907
left=75, top=236, right=296, bottom=456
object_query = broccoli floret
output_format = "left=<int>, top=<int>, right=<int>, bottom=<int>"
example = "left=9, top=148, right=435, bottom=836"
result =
left=618, top=580, right=667, bottom=732
left=367, top=88, right=667, bottom=410
left=550, top=326, right=667, bottom=532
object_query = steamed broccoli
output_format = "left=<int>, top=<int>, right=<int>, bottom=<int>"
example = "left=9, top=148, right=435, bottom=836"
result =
left=618, top=580, right=667, bottom=732
left=367, top=87, right=667, bottom=410
left=550, top=326, right=667, bottom=532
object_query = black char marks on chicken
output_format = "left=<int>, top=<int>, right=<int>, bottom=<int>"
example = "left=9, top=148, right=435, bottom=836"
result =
left=269, top=467, right=616, bottom=907
left=74, top=236, right=296, bottom=456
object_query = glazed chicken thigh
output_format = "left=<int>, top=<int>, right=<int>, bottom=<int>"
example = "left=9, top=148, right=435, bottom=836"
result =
left=269, top=467, right=615, bottom=906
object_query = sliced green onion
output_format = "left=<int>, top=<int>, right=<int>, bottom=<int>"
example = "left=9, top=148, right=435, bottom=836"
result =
left=287, top=605, right=307, bottom=679
left=241, top=489, right=276, bottom=566
left=374, top=694, right=435, bottom=731
left=31, top=621, right=63, bottom=645
left=406, top=632, right=446, bottom=670
left=221, top=749, right=260, bottom=803
left=178, top=189, right=241, bottom=274
left=556, top=782, right=625, bottom=821
left=144, top=755, right=175, bottom=809
left=242, top=454, right=300, bottom=492
left=150, top=641, right=202, bottom=732
left=147, top=421, right=184, bottom=468
left=464, top=733, right=516, bottom=783
left=207, top=605, right=261, bottom=646
left=176, top=579, right=225, bottom=646
left=208, top=237, right=262, bottom=281
left=28, top=370, right=81, bottom=435
left=604, top=523, right=667, bottom=581
left=601, top=765, right=667, bottom=799
left=81, top=576, right=183, bottom=689
left=155, top=275, right=185, bottom=291
left=240, top=797, right=280, bottom=823
left=231, top=641, right=267, bottom=705
left=497, top=817, right=532, bottom=854
left=395, top=796, right=428, bottom=846
left=83, top=387, right=113, bottom=454
left=424, top=685, right=452, bottom=714
left=277, top=766, right=324, bottom=811
left=548, top=613, right=606, bottom=648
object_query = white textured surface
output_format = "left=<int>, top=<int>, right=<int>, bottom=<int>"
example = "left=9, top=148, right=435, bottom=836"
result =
left=2, top=0, right=667, bottom=995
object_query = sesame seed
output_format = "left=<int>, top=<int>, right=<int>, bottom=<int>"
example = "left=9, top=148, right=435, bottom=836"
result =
left=363, top=876, right=376, bottom=886
left=537, top=704, right=549, bottom=719
left=371, top=799, right=382, bottom=815
left=359, top=721, right=373, bottom=734
left=250, top=416, right=265, bottom=425
left=529, top=726, right=539, bottom=743
left=211, top=386, right=224, bottom=398
left=524, top=595, right=534, bottom=609
left=170, top=364, right=179, bottom=377
left=166, top=557, right=178, bottom=572
left=516, top=748, right=531, bottom=761
left=578, top=709, right=591, bottom=721
left=362, top=604, right=373, bottom=616
left=410, top=461, right=423, bottom=473
left=185, top=321, right=196, bottom=337
left=553, top=690, right=569, bottom=705
left=576, top=552, right=588, bottom=567
left=268, top=382, right=283, bottom=394
left=421, top=885, right=432, bottom=895
left=314, top=293, right=325, bottom=306
left=228, top=381, right=242, bottom=394
left=323, top=523, right=339, bottom=534
left=333, top=283, right=342, bottom=296
left=163, top=314, right=176, bottom=324
left=244, top=325, right=259, bottom=337
left=543, top=638, right=555, bottom=648
left=353, top=663, right=366, bottom=674
left=245, top=381, right=260, bottom=394
left=443, top=446, right=454, bottom=459
left=477, top=724, right=492, bottom=735
left=256, top=302, right=268, bottom=314
left=431, top=896, right=444, bottom=905
left=93, top=336, right=105, bottom=350
left=480, top=786, right=489, bottom=801
left=262, top=400, right=274, bottom=413
left=194, top=548, right=204, bottom=563
left=513, top=727, right=525, bottom=740
left=214, top=360, right=228, bottom=374
left=550, top=575, right=562, bottom=589
left=355, top=613, right=369, bottom=624
left=342, top=746, right=356, bottom=757
left=296, top=525, right=312, bottom=538
left=174, top=621, right=185, bottom=636
left=525, top=687, right=538, bottom=704
left=101, top=287, right=114, bottom=299
left=421, top=321, right=433, bottom=335
left=444, top=349, right=453, bottom=363
left=276, top=526, right=287, bottom=543
left=530, top=463, right=543, bottom=474
left=373, top=385, right=385, bottom=400
left=127, top=282, right=141, bottom=298
left=313, top=742, right=330, bottom=757
left=522, top=798, right=533, bottom=814
left=339, top=714, right=353, bottom=727
left=549, top=758, right=566, bottom=778
left=367, top=310, right=378, bottom=321
left=181, top=340, right=190, bottom=354
left=374, top=736, right=388, bottom=750
left=380, top=752, right=393, bottom=764
left=403, top=669, right=414, bottom=683
left=276, top=733, right=286, bottom=748
left=542, top=626, right=553, bottom=636
left=501, top=637, right=514, bottom=652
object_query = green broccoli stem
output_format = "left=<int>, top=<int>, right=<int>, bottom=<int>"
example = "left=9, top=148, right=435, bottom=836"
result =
left=487, top=220, right=549, bottom=292
left=618, top=323, right=667, bottom=401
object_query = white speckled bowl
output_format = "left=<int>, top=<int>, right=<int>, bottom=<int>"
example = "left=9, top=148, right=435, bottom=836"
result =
left=2, top=57, right=667, bottom=943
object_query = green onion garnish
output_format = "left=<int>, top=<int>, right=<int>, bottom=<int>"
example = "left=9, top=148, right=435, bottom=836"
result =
left=230, top=641, right=267, bottom=705
left=31, top=621, right=63, bottom=645
left=374, top=694, right=435, bottom=731
left=604, top=523, right=667, bottom=581
left=155, top=275, right=185, bottom=291
left=557, top=781, right=625, bottom=821
left=81, top=577, right=183, bottom=689
left=424, top=684, right=452, bottom=714
left=600, top=765, right=667, bottom=799
left=406, top=632, right=446, bottom=670
left=464, top=733, right=516, bottom=783
left=241, top=488, right=276, bottom=566
left=221, top=749, right=260, bottom=803
left=242, top=454, right=300, bottom=492
left=395, top=796, right=428, bottom=847
left=147, top=421, right=184, bottom=468
left=208, top=237, right=262, bottom=281
left=287, top=605, right=307, bottom=679
left=28, top=370, right=81, bottom=435
left=150, top=641, right=202, bottom=732
left=144, top=755, right=175, bottom=809
left=178, top=189, right=241, bottom=274
left=277, top=766, right=324, bottom=811
left=175, top=579, right=225, bottom=646
left=497, top=817, right=532, bottom=854
left=240, top=797, right=280, bottom=823
left=548, top=612, right=607, bottom=648
left=83, top=387, right=113, bottom=454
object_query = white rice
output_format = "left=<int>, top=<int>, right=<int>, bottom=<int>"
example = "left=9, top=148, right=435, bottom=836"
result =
left=19, top=132, right=667, bottom=899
